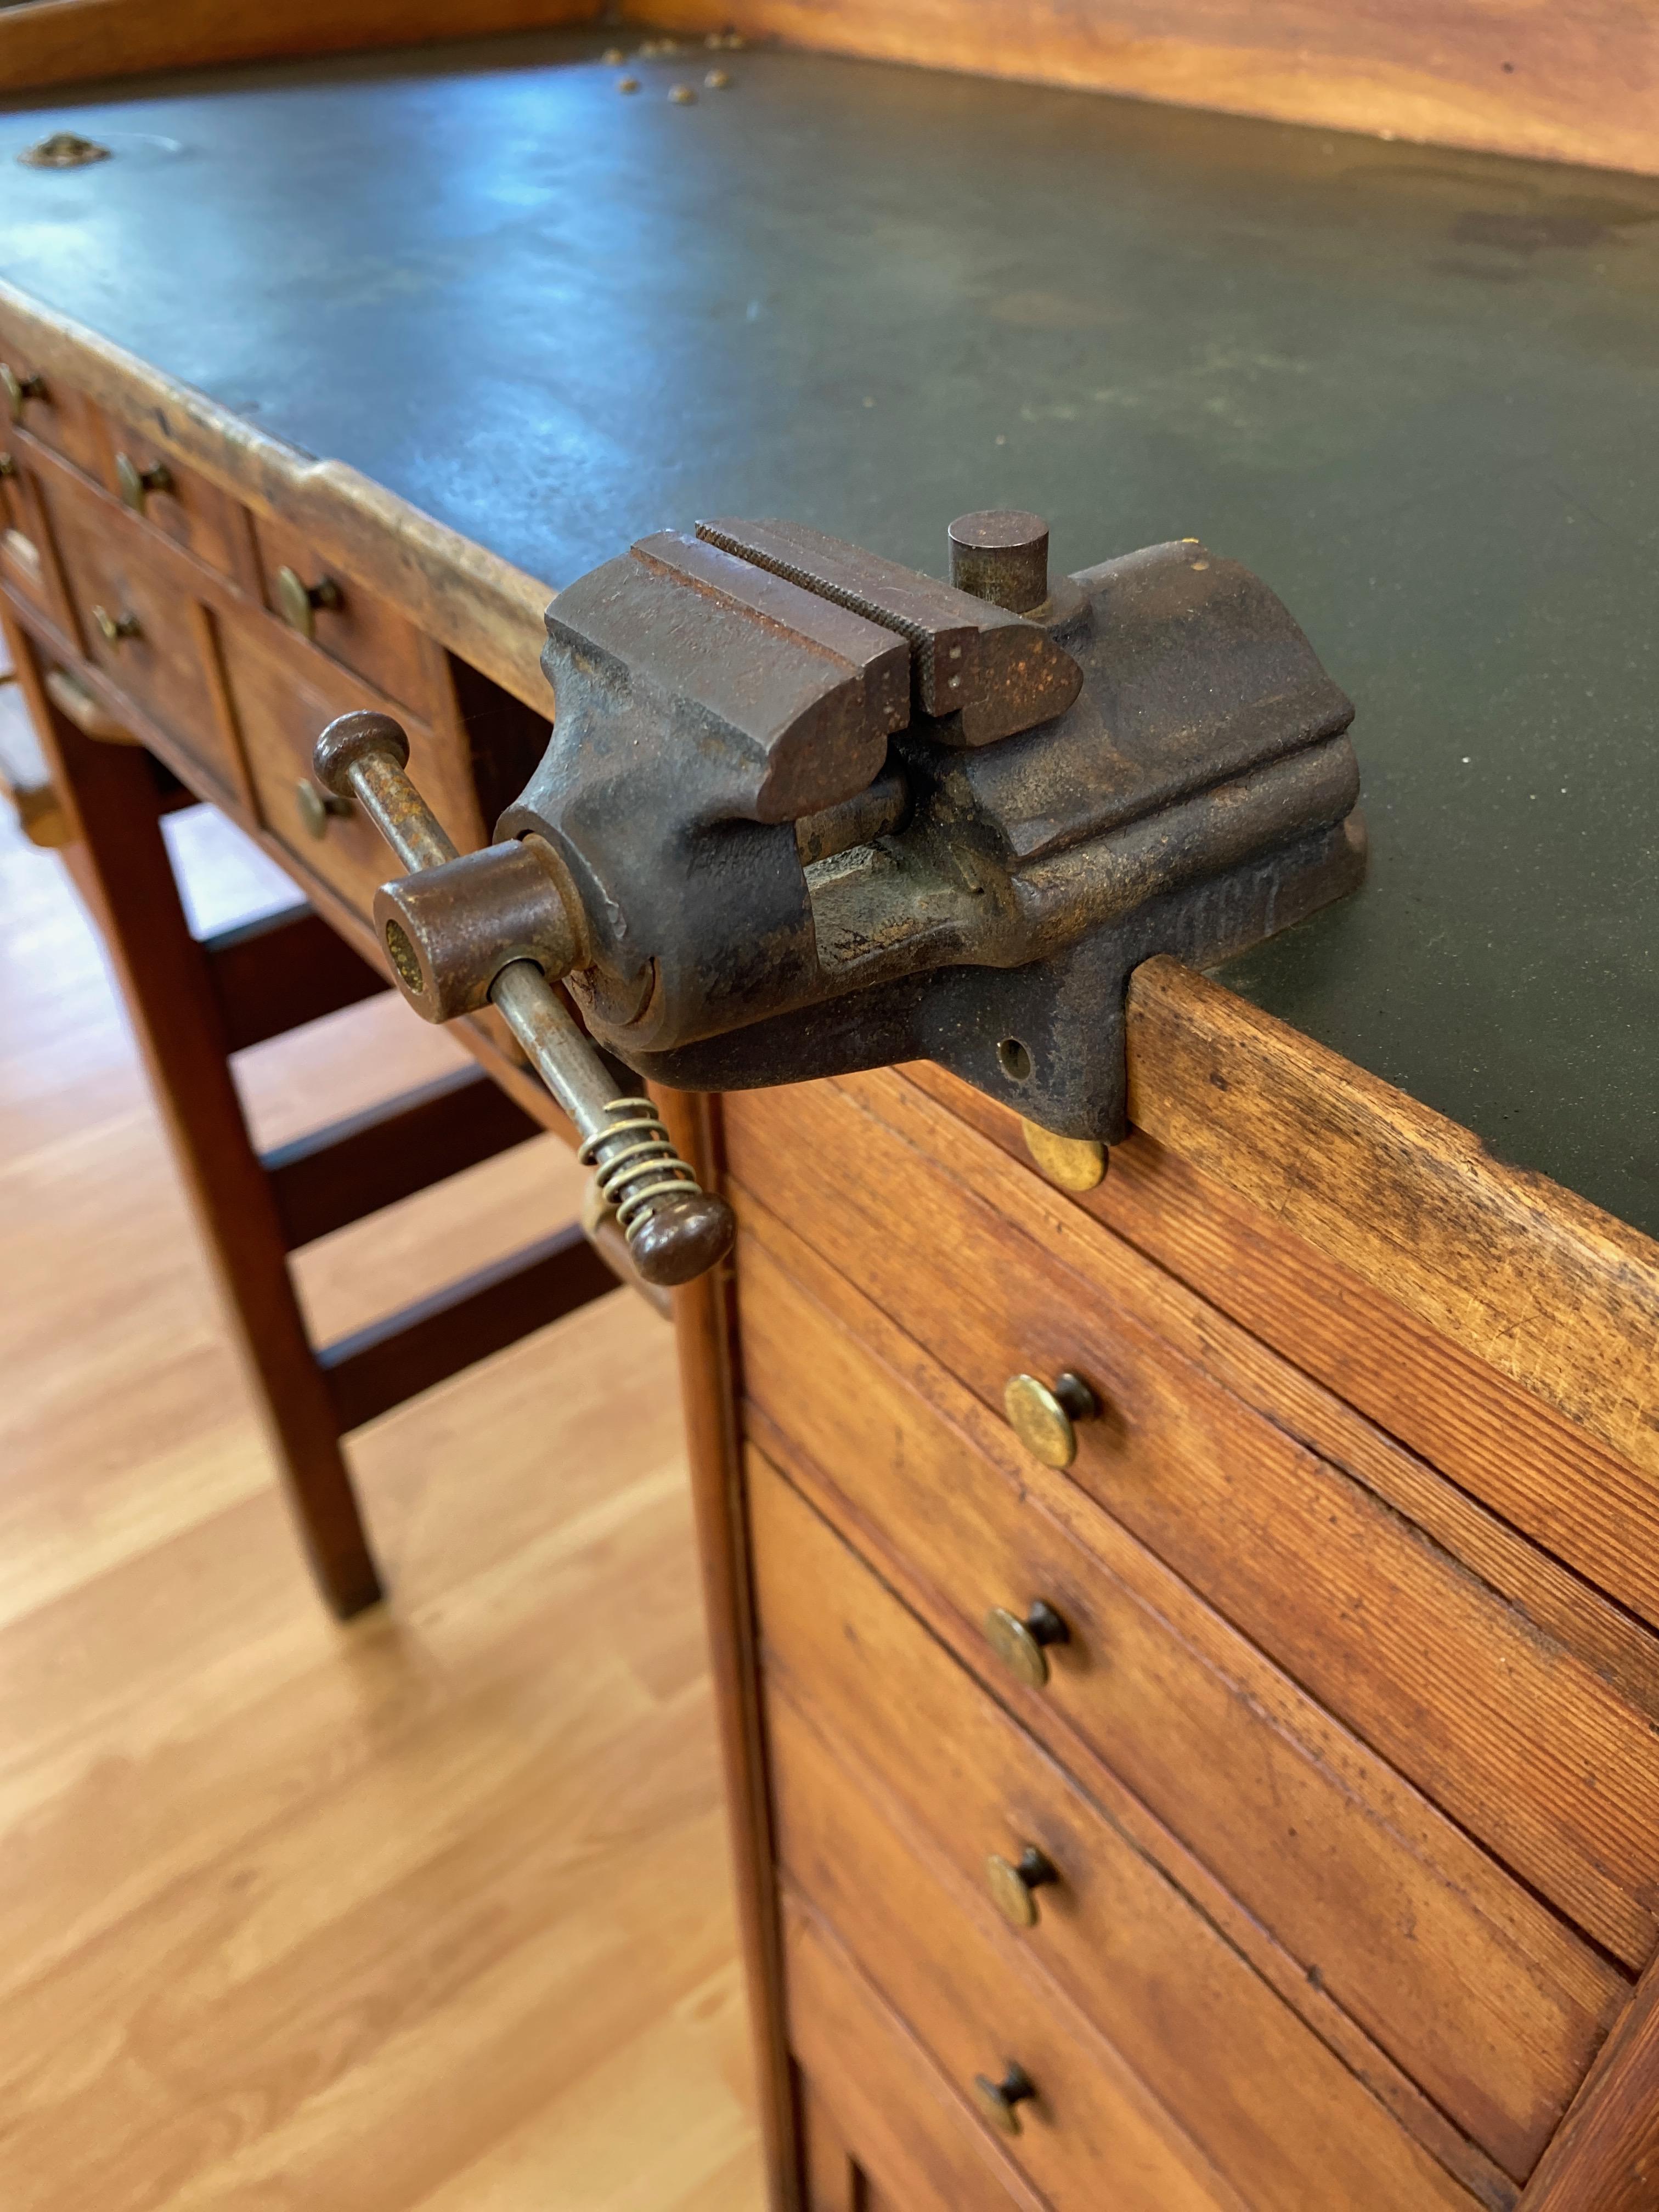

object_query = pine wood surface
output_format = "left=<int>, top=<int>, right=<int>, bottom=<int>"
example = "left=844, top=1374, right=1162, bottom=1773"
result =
left=1521, top=1957, right=1659, bottom=2210
left=629, top=0, right=1659, bottom=176
left=724, top=1073, right=1659, bottom=1972
left=1126, top=959, right=1659, bottom=1515
left=0, top=800, right=763, bottom=2210
left=753, top=1451, right=1480, bottom=2212
left=732, top=1192, right=1621, bottom=2194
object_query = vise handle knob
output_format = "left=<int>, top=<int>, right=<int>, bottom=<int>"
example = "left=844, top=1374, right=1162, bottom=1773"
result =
left=312, top=712, right=735, bottom=1289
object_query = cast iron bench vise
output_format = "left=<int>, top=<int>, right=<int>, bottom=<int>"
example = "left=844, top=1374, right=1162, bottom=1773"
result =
left=312, top=510, right=1364, bottom=1289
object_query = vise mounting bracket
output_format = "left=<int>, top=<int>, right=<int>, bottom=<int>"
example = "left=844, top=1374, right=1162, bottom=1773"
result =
left=315, top=508, right=1363, bottom=1285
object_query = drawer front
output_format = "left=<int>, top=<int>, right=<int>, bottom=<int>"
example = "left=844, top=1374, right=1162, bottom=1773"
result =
left=215, top=602, right=471, bottom=923
left=786, top=1896, right=1043, bottom=2212
left=36, top=472, right=244, bottom=800
left=726, top=1071, right=1659, bottom=1973
left=0, top=443, right=67, bottom=628
left=0, top=341, right=105, bottom=478
left=755, top=1454, right=1475, bottom=2212
left=97, top=415, right=258, bottom=588
left=252, top=510, right=437, bottom=712
left=736, top=1201, right=1622, bottom=2183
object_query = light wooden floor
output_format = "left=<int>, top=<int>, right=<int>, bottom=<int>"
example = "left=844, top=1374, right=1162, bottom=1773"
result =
left=0, top=704, right=765, bottom=2209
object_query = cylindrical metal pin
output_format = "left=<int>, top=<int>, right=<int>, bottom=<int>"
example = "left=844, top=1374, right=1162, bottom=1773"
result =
left=948, top=509, right=1051, bottom=614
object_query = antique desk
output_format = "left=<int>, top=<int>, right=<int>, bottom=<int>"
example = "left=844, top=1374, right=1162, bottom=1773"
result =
left=2, top=29, right=1656, bottom=2212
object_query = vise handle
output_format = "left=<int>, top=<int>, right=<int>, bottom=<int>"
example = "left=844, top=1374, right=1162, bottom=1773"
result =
left=312, top=711, right=735, bottom=1290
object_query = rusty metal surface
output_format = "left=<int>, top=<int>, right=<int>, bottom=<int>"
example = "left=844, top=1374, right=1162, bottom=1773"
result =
left=696, top=517, right=1084, bottom=742
left=495, top=513, right=1363, bottom=1143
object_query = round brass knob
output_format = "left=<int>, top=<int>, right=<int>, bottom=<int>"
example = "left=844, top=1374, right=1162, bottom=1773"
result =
left=115, top=452, right=174, bottom=514
left=986, top=1845, right=1059, bottom=1929
left=277, top=565, right=343, bottom=640
left=1003, top=1370, right=1098, bottom=1468
left=973, top=2062, right=1037, bottom=2136
left=91, top=604, right=142, bottom=646
left=1, top=364, right=46, bottom=422
left=1020, top=1118, right=1107, bottom=1192
left=983, top=1598, right=1070, bottom=1688
left=295, top=779, right=353, bottom=840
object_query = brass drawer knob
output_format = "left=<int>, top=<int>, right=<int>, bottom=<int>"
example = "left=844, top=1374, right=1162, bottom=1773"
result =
left=1, top=364, right=46, bottom=422
left=277, top=564, right=343, bottom=640
left=986, top=1845, right=1059, bottom=1929
left=91, top=604, right=142, bottom=646
left=983, top=1598, right=1070, bottom=1688
left=115, top=452, right=175, bottom=514
left=1003, top=1369, right=1098, bottom=1468
left=973, top=2062, right=1037, bottom=2136
left=295, top=778, right=353, bottom=840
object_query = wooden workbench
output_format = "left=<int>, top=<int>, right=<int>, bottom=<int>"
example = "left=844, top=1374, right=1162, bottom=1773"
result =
left=1, top=29, right=1655, bottom=2212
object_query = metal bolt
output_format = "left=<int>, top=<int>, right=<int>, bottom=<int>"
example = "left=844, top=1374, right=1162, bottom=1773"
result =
left=617, top=76, right=640, bottom=92
left=948, top=509, right=1051, bottom=614
left=669, top=83, right=696, bottom=103
left=705, top=69, right=731, bottom=88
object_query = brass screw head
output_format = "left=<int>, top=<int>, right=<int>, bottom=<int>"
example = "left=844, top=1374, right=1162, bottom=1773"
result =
left=669, top=83, right=697, bottom=103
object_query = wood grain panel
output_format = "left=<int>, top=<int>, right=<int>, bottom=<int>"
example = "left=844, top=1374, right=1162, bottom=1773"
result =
left=768, top=1672, right=1251, bottom=2212
left=1521, top=1959, right=1659, bottom=2209
left=1126, top=958, right=1659, bottom=1513
left=733, top=1193, right=1622, bottom=2187
left=725, top=1073, right=1659, bottom=1968
left=0, top=0, right=598, bottom=95
left=784, top=1899, right=1046, bottom=2212
left=754, top=1452, right=1481, bottom=2211
left=902, top=1063, right=1659, bottom=1650
left=632, top=0, right=1659, bottom=176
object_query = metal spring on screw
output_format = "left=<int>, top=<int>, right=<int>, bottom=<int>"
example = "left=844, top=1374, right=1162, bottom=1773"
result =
left=578, top=1098, right=700, bottom=1250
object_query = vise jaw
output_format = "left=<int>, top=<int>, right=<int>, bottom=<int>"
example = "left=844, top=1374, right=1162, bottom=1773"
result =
left=359, top=509, right=1363, bottom=1150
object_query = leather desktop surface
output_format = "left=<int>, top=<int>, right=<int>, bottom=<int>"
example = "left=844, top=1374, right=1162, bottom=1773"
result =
left=2, top=31, right=1655, bottom=1233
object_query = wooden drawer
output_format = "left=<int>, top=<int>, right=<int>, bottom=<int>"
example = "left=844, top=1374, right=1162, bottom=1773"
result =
left=214, top=601, right=475, bottom=922
left=757, top=1453, right=1479, bottom=2212
left=736, top=1198, right=1623, bottom=2186
left=252, top=510, right=437, bottom=712
left=0, top=441, right=68, bottom=629
left=786, top=1895, right=1043, bottom=2212
left=95, top=414, right=259, bottom=589
left=0, top=339, right=105, bottom=479
left=33, top=471, right=245, bottom=801
left=726, top=1071, right=1659, bottom=1977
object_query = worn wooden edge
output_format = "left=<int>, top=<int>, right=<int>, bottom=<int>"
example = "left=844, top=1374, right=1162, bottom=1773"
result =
left=632, top=0, right=1659, bottom=177
left=0, top=279, right=554, bottom=712
left=659, top=1088, right=799, bottom=2211
left=1126, top=957, right=1659, bottom=1492
left=0, top=0, right=599, bottom=98
left=1521, top=1955, right=1659, bottom=2209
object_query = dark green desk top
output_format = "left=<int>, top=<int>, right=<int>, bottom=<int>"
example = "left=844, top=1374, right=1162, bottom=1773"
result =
left=2, top=33, right=1655, bottom=1234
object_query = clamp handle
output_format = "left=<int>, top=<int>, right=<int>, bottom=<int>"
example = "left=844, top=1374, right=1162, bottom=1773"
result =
left=313, top=712, right=734, bottom=1288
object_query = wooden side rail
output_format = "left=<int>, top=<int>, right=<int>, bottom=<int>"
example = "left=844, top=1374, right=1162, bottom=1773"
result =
left=203, top=903, right=391, bottom=1054
left=262, top=1063, right=542, bottom=1251
left=318, top=1221, right=617, bottom=1433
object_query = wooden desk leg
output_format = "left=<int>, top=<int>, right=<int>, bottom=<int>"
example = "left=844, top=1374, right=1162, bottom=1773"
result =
left=7, top=616, right=383, bottom=1618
